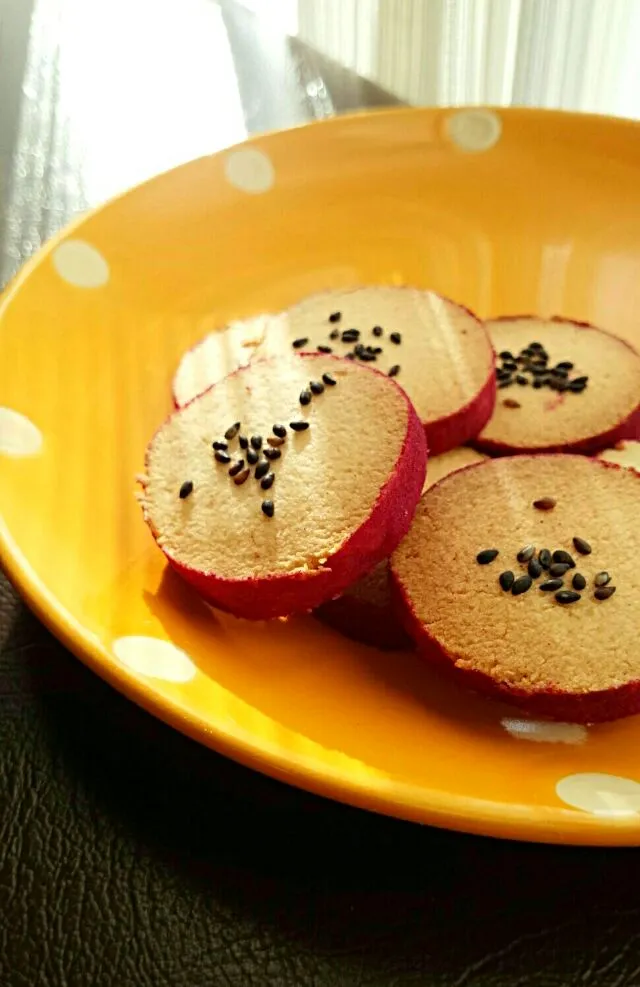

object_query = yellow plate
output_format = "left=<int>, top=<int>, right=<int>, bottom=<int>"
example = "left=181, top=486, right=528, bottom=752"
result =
left=4, top=106, right=640, bottom=845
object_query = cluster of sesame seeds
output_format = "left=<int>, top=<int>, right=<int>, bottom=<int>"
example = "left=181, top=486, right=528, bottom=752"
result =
left=177, top=371, right=338, bottom=518
left=476, top=535, right=617, bottom=604
left=209, top=422, right=293, bottom=516
left=298, top=372, right=336, bottom=408
left=496, top=342, right=588, bottom=395
left=290, top=311, right=402, bottom=378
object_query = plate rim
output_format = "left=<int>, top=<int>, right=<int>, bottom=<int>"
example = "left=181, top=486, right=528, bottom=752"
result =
left=3, top=104, right=640, bottom=845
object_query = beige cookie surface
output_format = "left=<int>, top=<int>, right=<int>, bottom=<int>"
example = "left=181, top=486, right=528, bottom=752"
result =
left=392, top=455, right=640, bottom=721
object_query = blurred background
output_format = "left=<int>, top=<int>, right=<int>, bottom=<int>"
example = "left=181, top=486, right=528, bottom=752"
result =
left=3, top=0, right=640, bottom=284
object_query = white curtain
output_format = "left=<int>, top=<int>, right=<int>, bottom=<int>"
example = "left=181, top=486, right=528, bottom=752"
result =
left=297, top=0, right=640, bottom=119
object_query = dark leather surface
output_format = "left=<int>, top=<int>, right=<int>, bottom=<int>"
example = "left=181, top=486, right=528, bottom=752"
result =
left=1, top=3, right=639, bottom=985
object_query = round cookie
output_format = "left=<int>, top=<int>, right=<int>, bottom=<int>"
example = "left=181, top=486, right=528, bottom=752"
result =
left=172, top=286, right=496, bottom=455
left=391, top=455, right=640, bottom=722
left=141, top=354, right=427, bottom=620
left=475, top=316, right=640, bottom=455
left=597, top=440, right=640, bottom=472
left=316, top=447, right=487, bottom=650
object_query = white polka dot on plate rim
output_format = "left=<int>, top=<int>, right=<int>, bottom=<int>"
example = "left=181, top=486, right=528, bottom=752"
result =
left=113, top=636, right=196, bottom=683
left=556, top=773, right=640, bottom=817
left=224, top=148, right=275, bottom=193
left=446, top=109, right=502, bottom=152
left=52, top=240, right=110, bottom=287
left=501, top=717, right=587, bottom=745
left=0, top=408, right=43, bottom=456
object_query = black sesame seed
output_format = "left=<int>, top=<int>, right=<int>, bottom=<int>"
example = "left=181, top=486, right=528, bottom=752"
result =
left=533, top=497, right=556, bottom=511
left=239, top=435, right=249, bottom=450
left=528, top=558, right=543, bottom=579
left=261, top=499, right=274, bottom=517
left=212, top=441, right=228, bottom=451
left=388, top=365, right=400, bottom=377
left=533, top=380, right=544, bottom=389
left=540, top=578, right=564, bottom=591
left=499, top=570, right=515, bottom=591
left=539, top=549, right=552, bottom=569
left=552, top=550, right=575, bottom=568
left=502, top=361, right=518, bottom=372
left=255, top=461, right=270, bottom=480
left=290, top=421, right=309, bottom=431
left=573, top=536, right=592, bottom=556
left=317, top=345, right=333, bottom=353
left=215, top=451, right=231, bottom=464
left=228, top=460, right=245, bottom=477
left=496, top=368, right=512, bottom=380
left=358, top=351, right=377, bottom=362
left=549, top=563, right=570, bottom=578
left=569, top=375, right=588, bottom=391
left=250, top=435, right=263, bottom=450
left=224, top=422, right=241, bottom=441
left=329, top=329, right=340, bottom=340
left=390, top=332, right=402, bottom=345
left=552, top=366, right=569, bottom=379
left=569, top=379, right=587, bottom=393
left=550, top=378, right=569, bottom=392
left=273, top=424, right=287, bottom=438
left=329, top=311, right=342, bottom=323
left=292, top=337, right=309, bottom=349
left=499, top=350, right=515, bottom=361
left=531, top=366, right=549, bottom=376
left=498, top=379, right=513, bottom=389
left=512, top=574, right=533, bottom=596
left=572, top=573, right=587, bottom=591
left=516, top=374, right=528, bottom=386
left=341, top=329, right=360, bottom=343
left=233, top=468, right=250, bottom=486
left=179, top=480, right=193, bottom=499
left=477, top=548, right=499, bottom=564
left=555, top=361, right=574, bottom=371
left=529, top=342, right=543, bottom=351
left=594, top=571, right=611, bottom=587
left=322, top=372, right=337, bottom=386
left=260, top=472, right=275, bottom=490
left=300, top=389, right=312, bottom=406
left=264, top=447, right=281, bottom=461
left=517, top=544, right=535, bottom=563
left=520, top=347, right=534, bottom=358
left=310, top=380, right=325, bottom=395
left=372, top=326, right=383, bottom=337
left=556, top=590, right=581, bottom=605
left=247, top=449, right=259, bottom=465
left=595, top=586, right=616, bottom=600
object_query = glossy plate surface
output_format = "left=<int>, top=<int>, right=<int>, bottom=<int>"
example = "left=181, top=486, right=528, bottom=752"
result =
left=3, top=107, right=640, bottom=844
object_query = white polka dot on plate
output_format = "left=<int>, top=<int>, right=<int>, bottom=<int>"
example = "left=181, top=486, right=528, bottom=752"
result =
left=556, top=773, right=640, bottom=816
left=501, top=717, right=587, bottom=745
left=0, top=408, right=42, bottom=456
left=224, top=148, right=275, bottom=193
left=446, top=109, right=502, bottom=152
left=52, top=240, right=110, bottom=287
left=113, top=636, right=196, bottom=683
